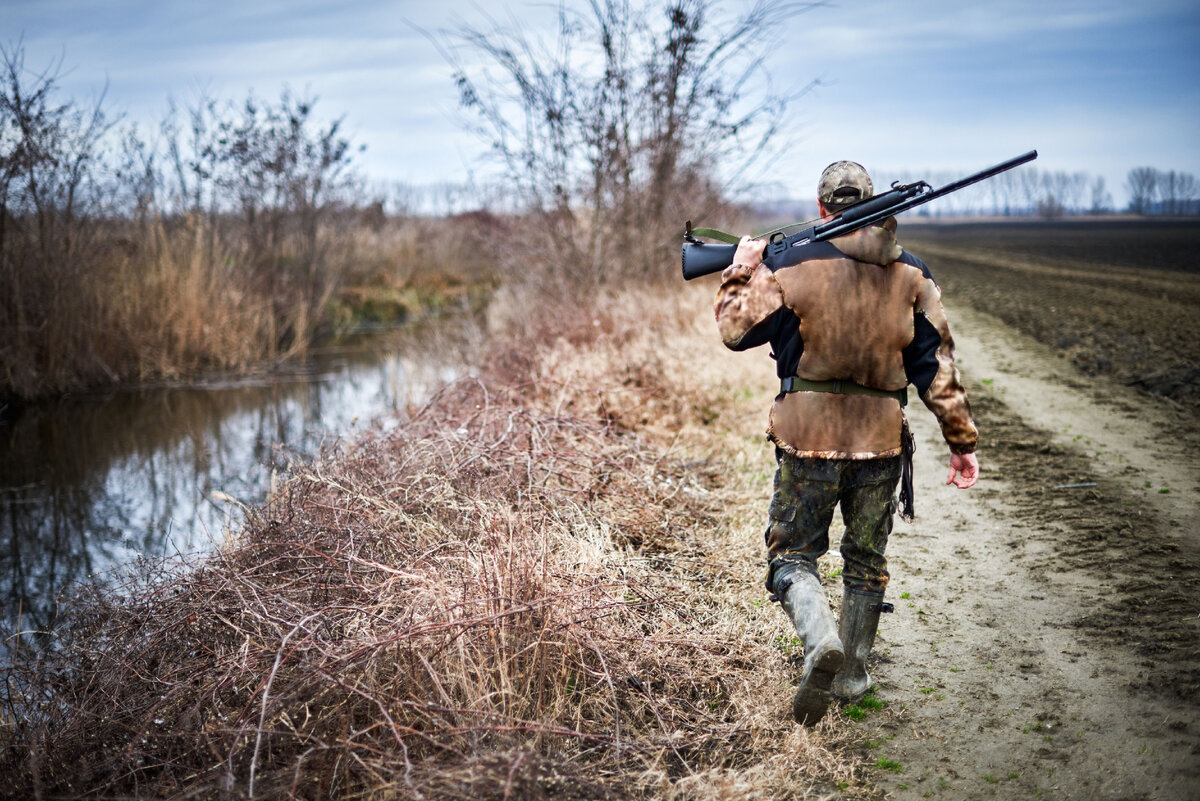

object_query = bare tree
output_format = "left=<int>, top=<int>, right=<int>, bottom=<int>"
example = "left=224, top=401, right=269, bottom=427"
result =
left=434, top=0, right=817, bottom=285
left=1126, top=167, right=1158, bottom=214
left=1044, top=171, right=1087, bottom=217
left=0, top=41, right=115, bottom=392
left=1064, top=172, right=1088, bottom=214
left=1087, top=175, right=1110, bottom=215
left=1158, top=170, right=1178, bottom=215
left=1156, top=169, right=1198, bottom=215
left=989, top=170, right=1019, bottom=216
left=0, top=43, right=113, bottom=263
left=1174, top=172, right=1199, bottom=215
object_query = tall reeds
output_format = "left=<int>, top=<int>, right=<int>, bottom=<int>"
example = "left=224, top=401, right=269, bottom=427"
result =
left=1, top=210, right=360, bottom=398
left=2, top=45, right=483, bottom=402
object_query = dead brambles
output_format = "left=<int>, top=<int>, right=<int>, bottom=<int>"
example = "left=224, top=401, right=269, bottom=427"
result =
left=1, top=290, right=862, bottom=799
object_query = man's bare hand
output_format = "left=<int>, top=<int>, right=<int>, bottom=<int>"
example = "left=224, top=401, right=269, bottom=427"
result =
left=733, top=235, right=766, bottom=268
left=946, top=452, right=979, bottom=489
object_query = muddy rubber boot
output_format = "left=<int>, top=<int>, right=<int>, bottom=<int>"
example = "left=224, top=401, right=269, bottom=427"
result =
left=832, top=587, right=887, bottom=701
left=777, top=569, right=844, bottom=725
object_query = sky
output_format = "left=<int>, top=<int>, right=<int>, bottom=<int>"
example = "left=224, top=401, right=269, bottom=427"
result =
left=4, top=0, right=1199, bottom=209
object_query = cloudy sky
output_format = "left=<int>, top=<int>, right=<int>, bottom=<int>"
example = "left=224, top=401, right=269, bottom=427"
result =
left=5, top=0, right=1199, bottom=207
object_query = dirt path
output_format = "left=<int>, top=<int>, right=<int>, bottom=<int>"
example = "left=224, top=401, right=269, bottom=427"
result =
left=679, top=272, right=1200, bottom=799
left=847, top=300, right=1200, bottom=800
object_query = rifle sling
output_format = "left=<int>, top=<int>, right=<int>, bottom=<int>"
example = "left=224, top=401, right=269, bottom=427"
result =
left=689, top=227, right=741, bottom=244
left=780, top=376, right=908, bottom=407
left=690, top=221, right=820, bottom=245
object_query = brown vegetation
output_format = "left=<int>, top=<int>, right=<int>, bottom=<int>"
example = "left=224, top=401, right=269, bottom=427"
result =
left=0, top=6, right=875, bottom=796
left=0, top=44, right=499, bottom=403
left=0, top=208, right=498, bottom=401
left=1, top=287, right=864, bottom=799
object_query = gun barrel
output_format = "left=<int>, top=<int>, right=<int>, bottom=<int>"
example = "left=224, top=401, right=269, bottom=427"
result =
left=681, top=149, right=1038, bottom=281
left=804, top=149, right=1039, bottom=245
left=917, top=149, right=1038, bottom=204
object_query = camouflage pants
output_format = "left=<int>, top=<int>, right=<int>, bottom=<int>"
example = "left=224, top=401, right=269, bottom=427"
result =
left=765, top=449, right=902, bottom=595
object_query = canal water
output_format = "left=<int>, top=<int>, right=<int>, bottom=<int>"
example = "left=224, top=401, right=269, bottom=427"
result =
left=0, top=323, right=472, bottom=639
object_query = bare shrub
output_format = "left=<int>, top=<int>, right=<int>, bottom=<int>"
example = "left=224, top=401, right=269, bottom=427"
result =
left=0, top=41, right=383, bottom=400
left=1, top=288, right=858, bottom=799
left=435, top=0, right=818, bottom=291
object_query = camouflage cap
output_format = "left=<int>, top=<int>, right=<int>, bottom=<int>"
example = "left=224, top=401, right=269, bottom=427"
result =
left=818, top=160, right=873, bottom=211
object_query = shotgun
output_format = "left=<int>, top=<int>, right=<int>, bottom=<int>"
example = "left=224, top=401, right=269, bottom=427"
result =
left=681, top=150, right=1038, bottom=280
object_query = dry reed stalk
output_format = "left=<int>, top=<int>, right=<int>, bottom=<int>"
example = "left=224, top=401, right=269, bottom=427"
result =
left=3, top=212, right=502, bottom=401
left=1, top=286, right=866, bottom=799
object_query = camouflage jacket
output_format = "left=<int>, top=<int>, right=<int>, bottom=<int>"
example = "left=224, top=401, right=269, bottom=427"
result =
left=713, top=219, right=977, bottom=458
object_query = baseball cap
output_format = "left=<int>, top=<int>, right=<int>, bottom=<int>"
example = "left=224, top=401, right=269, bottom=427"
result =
left=818, top=161, right=874, bottom=211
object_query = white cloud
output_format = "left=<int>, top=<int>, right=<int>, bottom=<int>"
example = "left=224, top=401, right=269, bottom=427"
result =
left=5, top=0, right=1198, bottom=202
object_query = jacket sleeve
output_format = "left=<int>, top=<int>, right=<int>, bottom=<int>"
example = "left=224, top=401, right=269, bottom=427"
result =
left=712, top=262, right=785, bottom=351
left=907, top=271, right=978, bottom=455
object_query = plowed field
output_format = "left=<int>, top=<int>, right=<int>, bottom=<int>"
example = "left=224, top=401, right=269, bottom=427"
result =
left=902, top=219, right=1200, bottom=408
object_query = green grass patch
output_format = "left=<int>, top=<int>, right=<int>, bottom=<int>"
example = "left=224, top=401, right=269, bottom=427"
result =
left=844, top=689, right=885, bottom=721
left=860, top=690, right=885, bottom=710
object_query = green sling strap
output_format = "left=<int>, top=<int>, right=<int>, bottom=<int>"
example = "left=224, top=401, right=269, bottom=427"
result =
left=688, top=226, right=740, bottom=244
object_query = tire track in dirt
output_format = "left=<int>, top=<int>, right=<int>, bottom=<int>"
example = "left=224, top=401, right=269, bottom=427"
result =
left=851, top=301, right=1200, bottom=801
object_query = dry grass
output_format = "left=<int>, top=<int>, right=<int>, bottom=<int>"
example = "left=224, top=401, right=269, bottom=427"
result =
left=0, top=213, right=503, bottom=402
left=1, top=286, right=869, bottom=799
left=2, top=215, right=335, bottom=398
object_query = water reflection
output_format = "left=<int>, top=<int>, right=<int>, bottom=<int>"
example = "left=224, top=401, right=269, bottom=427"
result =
left=1, top=330, right=465, bottom=637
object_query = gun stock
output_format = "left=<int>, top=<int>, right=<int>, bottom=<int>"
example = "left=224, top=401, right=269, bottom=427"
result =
left=682, top=242, right=739, bottom=280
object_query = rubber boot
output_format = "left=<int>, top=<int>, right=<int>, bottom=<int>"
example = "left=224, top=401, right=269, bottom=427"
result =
left=777, top=569, right=844, bottom=725
left=832, top=587, right=886, bottom=700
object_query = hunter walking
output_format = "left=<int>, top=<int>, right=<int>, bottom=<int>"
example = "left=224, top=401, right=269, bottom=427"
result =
left=713, top=160, right=980, bottom=725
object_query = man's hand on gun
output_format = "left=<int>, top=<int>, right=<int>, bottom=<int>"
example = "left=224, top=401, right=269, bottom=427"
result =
left=721, top=235, right=767, bottom=282
left=947, top=452, right=979, bottom=489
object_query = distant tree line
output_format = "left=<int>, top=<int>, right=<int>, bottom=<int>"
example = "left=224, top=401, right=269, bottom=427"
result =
left=877, top=165, right=1198, bottom=219
left=1124, top=167, right=1200, bottom=215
